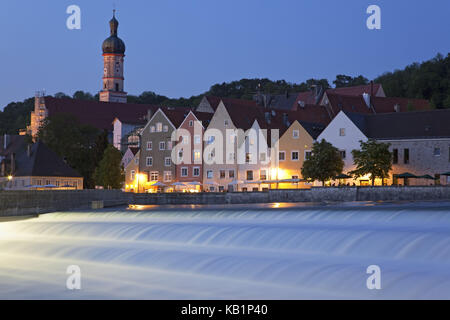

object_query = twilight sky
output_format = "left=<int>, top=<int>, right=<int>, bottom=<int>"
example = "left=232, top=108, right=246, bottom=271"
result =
left=0, top=0, right=449, bottom=109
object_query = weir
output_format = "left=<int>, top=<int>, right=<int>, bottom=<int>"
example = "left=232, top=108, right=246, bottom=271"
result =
left=1, top=202, right=450, bottom=299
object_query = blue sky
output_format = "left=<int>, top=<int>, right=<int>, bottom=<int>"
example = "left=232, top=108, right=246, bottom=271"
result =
left=1, top=0, right=449, bottom=109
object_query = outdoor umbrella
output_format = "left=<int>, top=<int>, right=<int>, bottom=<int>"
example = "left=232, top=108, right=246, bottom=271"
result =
left=151, top=181, right=167, bottom=187
left=229, top=180, right=244, bottom=185
left=187, top=181, right=202, bottom=186
left=171, top=182, right=185, bottom=186
left=44, top=184, right=57, bottom=188
left=395, top=172, right=418, bottom=179
left=441, top=172, right=450, bottom=176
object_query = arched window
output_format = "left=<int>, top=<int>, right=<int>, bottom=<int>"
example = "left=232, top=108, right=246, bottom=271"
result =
left=115, top=83, right=119, bottom=92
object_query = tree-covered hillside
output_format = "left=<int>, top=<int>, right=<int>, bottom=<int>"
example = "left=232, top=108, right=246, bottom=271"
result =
left=375, top=53, right=450, bottom=109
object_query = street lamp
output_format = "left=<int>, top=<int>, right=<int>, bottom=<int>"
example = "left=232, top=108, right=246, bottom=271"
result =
left=7, top=175, right=13, bottom=181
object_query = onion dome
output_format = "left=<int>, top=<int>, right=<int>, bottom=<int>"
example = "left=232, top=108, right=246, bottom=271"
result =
left=102, top=10, right=126, bottom=54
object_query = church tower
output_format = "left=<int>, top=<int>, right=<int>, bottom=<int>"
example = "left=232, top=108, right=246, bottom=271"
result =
left=100, top=10, right=127, bottom=103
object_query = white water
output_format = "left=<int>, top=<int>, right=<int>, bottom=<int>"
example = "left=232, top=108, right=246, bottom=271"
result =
left=1, top=202, right=450, bottom=299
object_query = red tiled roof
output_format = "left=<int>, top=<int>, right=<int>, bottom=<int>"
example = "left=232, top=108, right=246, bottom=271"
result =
left=325, top=83, right=382, bottom=97
left=44, top=97, right=160, bottom=131
left=325, top=93, right=431, bottom=116
left=294, top=91, right=320, bottom=108
left=372, top=96, right=430, bottom=113
left=159, top=107, right=192, bottom=128
left=205, top=96, right=259, bottom=111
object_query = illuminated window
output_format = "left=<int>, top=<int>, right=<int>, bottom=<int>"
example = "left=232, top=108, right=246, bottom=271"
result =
left=163, top=171, right=172, bottom=182
left=193, top=150, right=201, bottom=162
left=156, top=123, right=162, bottom=132
left=339, top=128, right=346, bottom=136
left=260, top=170, right=267, bottom=180
left=293, top=130, right=299, bottom=139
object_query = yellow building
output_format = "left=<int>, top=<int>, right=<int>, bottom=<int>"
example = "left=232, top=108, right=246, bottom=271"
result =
left=276, top=120, right=323, bottom=189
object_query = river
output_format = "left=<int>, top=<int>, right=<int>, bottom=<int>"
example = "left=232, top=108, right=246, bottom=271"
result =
left=1, top=201, right=450, bottom=299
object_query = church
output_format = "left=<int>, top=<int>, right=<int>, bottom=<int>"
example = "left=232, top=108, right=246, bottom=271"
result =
left=27, top=11, right=158, bottom=147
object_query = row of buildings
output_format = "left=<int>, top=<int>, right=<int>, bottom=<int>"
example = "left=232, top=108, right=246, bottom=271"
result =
left=119, top=93, right=450, bottom=192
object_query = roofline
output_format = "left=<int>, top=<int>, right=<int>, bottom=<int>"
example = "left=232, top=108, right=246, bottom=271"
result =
left=141, top=108, right=176, bottom=133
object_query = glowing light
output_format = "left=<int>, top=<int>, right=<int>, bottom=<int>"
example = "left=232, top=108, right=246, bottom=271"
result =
left=7, top=175, right=13, bottom=181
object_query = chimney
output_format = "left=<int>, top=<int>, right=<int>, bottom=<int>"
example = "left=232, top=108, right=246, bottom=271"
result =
left=146, top=109, right=153, bottom=121
left=282, top=113, right=290, bottom=127
left=10, top=153, right=15, bottom=175
left=371, top=81, right=374, bottom=97
left=3, top=134, right=10, bottom=150
left=264, top=112, right=271, bottom=124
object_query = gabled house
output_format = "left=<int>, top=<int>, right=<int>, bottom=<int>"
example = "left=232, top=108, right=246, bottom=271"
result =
left=138, top=107, right=190, bottom=192
left=318, top=109, right=450, bottom=186
left=173, top=110, right=212, bottom=191
left=316, top=111, right=369, bottom=185
left=0, top=137, right=83, bottom=190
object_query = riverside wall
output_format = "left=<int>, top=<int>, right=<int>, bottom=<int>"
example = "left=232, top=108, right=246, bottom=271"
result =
left=1, top=186, right=450, bottom=217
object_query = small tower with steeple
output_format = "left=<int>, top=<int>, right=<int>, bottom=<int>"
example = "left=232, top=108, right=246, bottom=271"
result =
left=100, top=10, right=127, bottom=103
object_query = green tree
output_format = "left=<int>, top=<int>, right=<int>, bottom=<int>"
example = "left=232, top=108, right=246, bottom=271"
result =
left=301, top=139, right=344, bottom=186
left=94, top=144, right=124, bottom=189
left=349, top=140, right=392, bottom=186
left=333, top=74, right=369, bottom=88
left=37, top=114, right=105, bottom=188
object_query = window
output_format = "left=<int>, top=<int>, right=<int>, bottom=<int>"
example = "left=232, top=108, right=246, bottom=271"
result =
left=193, top=150, right=201, bottom=162
left=291, top=151, right=299, bottom=161
left=159, top=141, right=166, bottom=150
left=393, top=149, right=398, bottom=164
left=245, top=153, right=252, bottom=163
left=206, top=136, right=215, bottom=145
left=279, top=151, right=286, bottom=161
left=305, top=151, right=312, bottom=160
left=260, top=170, right=267, bottom=180
left=146, top=141, right=152, bottom=150
left=339, top=128, right=346, bottom=136
left=293, top=130, right=299, bottom=139
left=207, top=170, right=213, bottom=179
left=146, top=157, right=153, bottom=166
left=131, top=170, right=136, bottom=180
left=434, top=147, right=441, bottom=156
left=229, top=170, right=235, bottom=178
left=165, top=157, right=171, bottom=167
left=340, top=150, right=346, bottom=160
left=181, top=167, right=188, bottom=177
left=150, top=126, right=155, bottom=133
left=167, top=141, right=172, bottom=150
left=178, top=149, right=184, bottom=161
left=135, top=157, right=139, bottom=164
left=224, top=120, right=229, bottom=126
left=209, top=186, right=215, bottom=192
left=163, top=125, right=168, bottom=132
left=260, top=153, right=266, bottom=162
left=115, top=83, right=119, bottom=92
left=182, top=136, right=189, bottom=144
left=164, top=171, right=172, bottom=182
left=194, top=135, right=201, bottom=144
left=246, top=171, right=253, bottom=181
left=404, top=149, right=410, bottom=164
left=150, top=171, right=158, bottom=181
left=219, top=186, right=225, bottom=192
left=228, top=153, right=235, bottom=161
left=193, top=167, right=200, bottom=177
left=189, top=120, right=194, bottom=127
left=220, top=170, right=226, bottom=179
left=156, top=123, right=162, bottom=132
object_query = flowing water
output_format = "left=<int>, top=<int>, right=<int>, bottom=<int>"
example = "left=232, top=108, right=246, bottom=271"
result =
left=1, top=202, right=450, bottom=299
